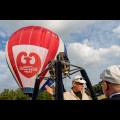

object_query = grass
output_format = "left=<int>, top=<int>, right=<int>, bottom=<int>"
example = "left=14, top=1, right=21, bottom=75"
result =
left=97, top=94, right=106, bottom=100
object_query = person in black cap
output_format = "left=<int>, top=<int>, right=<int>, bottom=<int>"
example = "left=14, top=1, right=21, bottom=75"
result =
left=100, top=65, right=120, bottom=100
left=45, top=75, right=91, bottom=100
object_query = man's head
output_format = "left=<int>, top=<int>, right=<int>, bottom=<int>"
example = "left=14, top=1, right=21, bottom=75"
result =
left=100, top=65, right=120, bottom=97
left=72, top=75, right=86, bottom=92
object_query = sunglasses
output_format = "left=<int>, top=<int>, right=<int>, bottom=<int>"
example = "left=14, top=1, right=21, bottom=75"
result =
left=75, top=77, right=85, bottom=80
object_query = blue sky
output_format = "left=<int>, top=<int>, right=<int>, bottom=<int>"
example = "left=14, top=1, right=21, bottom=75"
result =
left=0, top=20, right=120, bottom=92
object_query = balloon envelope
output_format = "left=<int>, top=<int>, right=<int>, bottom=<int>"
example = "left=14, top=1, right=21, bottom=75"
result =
left=6, top=26, right=67, bottom=94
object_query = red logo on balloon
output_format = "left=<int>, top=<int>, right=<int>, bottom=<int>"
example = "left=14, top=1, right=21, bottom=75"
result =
left=17, top=52, right=41, bottom=78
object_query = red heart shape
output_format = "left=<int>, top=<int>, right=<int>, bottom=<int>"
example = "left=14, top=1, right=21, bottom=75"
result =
left=17, top=52, right=41, bottom=78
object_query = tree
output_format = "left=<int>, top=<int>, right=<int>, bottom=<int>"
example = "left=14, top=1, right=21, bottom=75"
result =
left=93, top=83, right=103, bottom=94
left=0, top=88, right=52, bottom=100
left=0, top=89, right=16, bottom=100
left=0, top=88, right=29, bottom=100
left=37, top=91, right=53, bottom=100
left=15, top=88, right=30, bottom=100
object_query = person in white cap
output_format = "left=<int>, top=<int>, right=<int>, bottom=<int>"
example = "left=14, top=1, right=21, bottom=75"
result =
left=45, top=75, right=91, bottom=100
left=100, top=65, right=120, bottom=100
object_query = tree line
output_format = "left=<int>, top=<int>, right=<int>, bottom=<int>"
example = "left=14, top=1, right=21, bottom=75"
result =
left=0, top=82, right=103, bottom=100
left=93, top=82, right=103, bottom=93
left=0, top=88, right=52, bottom=100
left=85, top=82, right=103, bottom=97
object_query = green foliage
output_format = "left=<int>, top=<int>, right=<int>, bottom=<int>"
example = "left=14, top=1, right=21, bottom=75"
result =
left=0, top=88, right=29, bottom=100
left=14, top=88, right=30, bottom=100
left=0, top=88, right=52, bottom=100
left=0, top=89, right=15, bottom=100
left=93, top=83, right=103, bottom=94
left=37, top=90, right=52, bottom=100
left=0, top=83, right=103, bottom=100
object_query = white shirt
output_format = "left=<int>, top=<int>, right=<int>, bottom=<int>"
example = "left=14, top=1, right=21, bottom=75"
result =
left=63, top=89, right=91, bottom=100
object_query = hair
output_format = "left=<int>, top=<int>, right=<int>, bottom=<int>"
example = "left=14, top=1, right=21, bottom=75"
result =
left=109, top=83, right=120, bottom=91
left=104, top=81, right=120, bottom=95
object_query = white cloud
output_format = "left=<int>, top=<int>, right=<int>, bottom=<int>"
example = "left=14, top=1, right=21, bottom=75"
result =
left=0, top=20, right=96, bottom=37
left=65, top=41, right=120, bottom=86
left=113, top=25, right=120, bottom=38
left=0, top=51, right=18, bottom=92
left=0, top=50, right=5, bottom=56
left=67, top=42, right=120, bottom=67
left=0, top=31, right=6, bottom=38
left=99, top=45, right=120, bottom=57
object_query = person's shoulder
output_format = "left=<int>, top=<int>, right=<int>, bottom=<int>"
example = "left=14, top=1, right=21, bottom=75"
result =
left=82, top=91, right=92, bottom=100
left=110, top=94, right=120, bottom=100
left=101, top=95, right=120, bottom=100
left=63, top=90, right=74, bottom=97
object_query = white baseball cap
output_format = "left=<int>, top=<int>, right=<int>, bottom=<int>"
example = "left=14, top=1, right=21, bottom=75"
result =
left=100, top=65, right=120, bottom=84
left=72, top=75, right=86, bottom=84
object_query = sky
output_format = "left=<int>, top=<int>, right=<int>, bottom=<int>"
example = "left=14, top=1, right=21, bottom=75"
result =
left=0, top=20, right=120, bottom=92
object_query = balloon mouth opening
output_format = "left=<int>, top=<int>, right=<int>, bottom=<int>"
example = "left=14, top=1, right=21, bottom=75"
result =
left=21, top=87, right=41, bottom=97
left=21, top=87, right=33, bottom=92
left=21, top=87, right=49, bottom=98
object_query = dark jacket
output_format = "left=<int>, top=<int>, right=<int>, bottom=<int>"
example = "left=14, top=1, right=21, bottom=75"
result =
left=103, top=94, right=120, bottom=100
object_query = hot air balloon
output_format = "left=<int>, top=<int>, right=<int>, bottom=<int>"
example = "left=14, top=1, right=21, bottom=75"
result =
left=6, top=26, right=67, bottom=97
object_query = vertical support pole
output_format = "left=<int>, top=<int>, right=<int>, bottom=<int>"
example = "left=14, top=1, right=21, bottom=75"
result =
left=55, top=60, right=64, bottom=100
left=80, top=69, right=98, bottom=100
left=63, top=85, right=66, bottom=92
left=32, top=77, right=40, bottom=100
